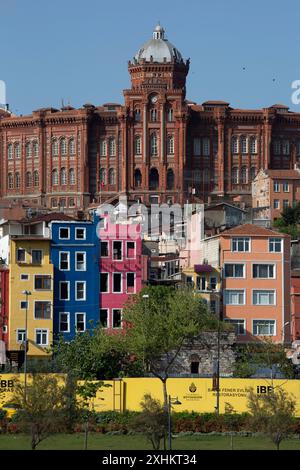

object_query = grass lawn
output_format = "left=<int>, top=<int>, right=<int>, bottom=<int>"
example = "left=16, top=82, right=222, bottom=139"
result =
left=1, top=434, right=300, bottom=450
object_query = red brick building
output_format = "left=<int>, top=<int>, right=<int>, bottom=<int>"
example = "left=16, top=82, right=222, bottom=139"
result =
left=2, top=24, right=300, bottom=212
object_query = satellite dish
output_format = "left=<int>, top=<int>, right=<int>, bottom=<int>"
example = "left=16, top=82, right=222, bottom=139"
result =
left=292, top=352, right=300, bottom=365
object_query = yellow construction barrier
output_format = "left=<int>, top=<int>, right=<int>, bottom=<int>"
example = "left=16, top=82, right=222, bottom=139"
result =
left=1, top=375, right=300, bottom=416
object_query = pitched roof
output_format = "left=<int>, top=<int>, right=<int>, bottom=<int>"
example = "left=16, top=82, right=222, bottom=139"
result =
left=264, top=169, right=300, bottom=180
left=221, top=223, right=289, bottom=237
left=19, top=212, right=76, bottom=224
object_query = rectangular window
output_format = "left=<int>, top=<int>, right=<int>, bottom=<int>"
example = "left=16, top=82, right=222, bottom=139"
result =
left=210, top=300, right=217, bottom=315
left=20, top=301, right=28, bottom=309
left=232, top=237, right=250, bottom=252
left=17, top=248, right=25, bottom=263
left=273, top=181, right=280, bottom=192
left=253, top=320, right=275, bottom=336
left=196, top=276, right=206, bottom=291
left=224, top=290, right=245, bottom=305
left=283, top=182, right=289, bottom=192
left=75, top=227, right=86, bottom=240
left=59, top=252, right=70, bottom=270
left=126, top=272, right=135, bottom=293
left=269, top=237, right=282, bottom=252
left=100, top=241, right=109, bottom=257
left=75, top=252, right=86, bottom=271
left=202, top=137, right=210, bottom=156
left=112, top=309, right=122, bottom=329
left=253, top=290, right=275, bottom=305
left=32, top=250, right=42, bottom=265
left=193, top=137, right=201, bottom=156
left=76, top=281, right=86, bottom=300
left=209, top=277, right=217, bottom=290
left=283, top=200, right=289, bottom=209
left=20, top=274, right=29, bottom=281
left=59, top=281, right=70, bottom=300
left=59, top=312, right=70, bottom=333
left=35, top=329, right=48, bottom=345
left=76, top=313, right=86, bottom=332
left=224, top=264, right=244, bottom=278
left=253, top=264, right=275, bottom=279
left=113, top=241, right=122, bottom=260
left=59, top=227, right=70, bottom=240
left=34, top=301, right=51, bottom=319
left=16, top=329, right=26, bottom=343
left=274, top=199, right=280, bottom=209
left=224, top=319, right=246, bottom=335
left=126, top=241, right=135, bottom=259
left=100, top=309, right=108, bottom=328
left=113, top=273, right=122, bottom=293
left=100, top=273, right=109, bottom=293
left=34, top=275, right=51, bottom=290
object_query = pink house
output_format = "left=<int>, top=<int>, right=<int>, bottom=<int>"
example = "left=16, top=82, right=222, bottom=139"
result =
left=98, top=216, right=145, bottom=331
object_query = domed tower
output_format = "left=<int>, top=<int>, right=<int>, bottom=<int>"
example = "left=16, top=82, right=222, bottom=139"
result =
left=122, top=24, right=190, bottom=205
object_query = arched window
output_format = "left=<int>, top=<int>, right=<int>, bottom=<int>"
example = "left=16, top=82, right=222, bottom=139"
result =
left=134, top=135, right=141, bottom=155
left=108, top=168, right=116, bottom=185
left=26, top=142, right=32, bottom=158
left=167, top=135, right=174, bottom=155
left=7, top=143, right=13, bottom=160
left=100, top=139, right=107, bottom=156
left=60, top=168, right=67, bottom=185
left=60, top=138, right=67, bottom=155
left=33, top=170, right=39, bottom=187
left=109, top=138, right=116, bottom=157
left=166, top=169, right=174, bottom=190
left=282, top=140, right=290, bottom=155
left=69, top=138, right=75, bottom=155
left=232, top=167, right=239, bottom=184
left=134, top=169, right=142, bottom=187
left=149, top=168, right=159, bottom=190
left=15, top=143, right=21, bottom=159
left=231, top=136, right=238, bottom=154
left=100, top=168, right=106, bottom=184
left=7, top=173, right=13, bottom=189
left=25, top=171, right=32, bottom=187
left=52, top=169, right=58, bottom=185
left=240, top=136, right=248, bottom=154
left=250, top=166, right=257, bottom=181
left=166, top=108, right=173, bottom=122
left=249, top=136, right=257, bottom=154
left=15, top=172, right=20, bottom=189
left=202, top=137, right=210, bottom=156
left=150, top=109, right=157, bottom=122
left=52, top=139, right=58, bottom=156
left=69, top=168, right=75, bottom=185
left=134, top=109, right=141, bottom=122
left=33, top=141, right=39, bottom=157
left=150, top=132, right=158, bottom=156
left=240, top=166, right=248, bottom=184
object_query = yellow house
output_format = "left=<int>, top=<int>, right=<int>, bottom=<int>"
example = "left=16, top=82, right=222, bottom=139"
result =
left=8, top=236, right=53, bottom=359
left=182, top=264, right=221, bottom=317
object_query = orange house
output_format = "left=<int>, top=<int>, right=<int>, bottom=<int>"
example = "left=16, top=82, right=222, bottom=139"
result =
left=220, top=224, right=291, bottom=344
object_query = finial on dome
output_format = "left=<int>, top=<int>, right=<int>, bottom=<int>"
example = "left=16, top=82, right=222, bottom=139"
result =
left=153, top=23, right=165, bottom=40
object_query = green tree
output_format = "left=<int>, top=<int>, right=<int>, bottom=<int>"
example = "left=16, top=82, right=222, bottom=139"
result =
left=123, top=286, right=219, bottom=414
left=247, top=387, right=296, bottom=450
left=132, top=394, right=166, bottom=450
left=12, top=374, right=66, bottom=450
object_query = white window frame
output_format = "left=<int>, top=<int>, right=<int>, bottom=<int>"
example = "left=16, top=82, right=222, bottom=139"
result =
left=126, top=272, right=136, bottom=294
left=16, top=329, right=26, bottom=343
left=112, top=308, right=123, bottom=329
left=252, top=264, right=276, bottom=279
left=59, top=227, right=70, bottom=240
left=34, top=274, right=52, bottom=291
left=269, top=237, right=282, bottom=253
left=224, top=289, right=245, bottom=305
left=273, top=181, right=280, bottom=192
left=75, top=227, right=86, bottom=240
left=224, top=263, right=245, bottom=279
left=34, top=300, right=52, bottom=319
left=35, top=328, right=49, bottom=346
left=224, top=319, right=246, bottom=336
left=59, top=281, right=70, bottom=301
left=112, top=240, right=123, bottom=261
left=283, top=182, right=289, bottom=192
left=274, top=199, right=280, bottom=209
left=75, top=281, right=86, bottom=301
left=231, top=237, right=251, bottom=252
left=31, top=249, right=43, bottom=265
left=75, top=312, right=86, bottom=332
left=75, top=252, right=86, bottom=272
left=126, top=241, right=136, bottom=259
left=252, top=289, right=276, bottom=306
left=252, top=319, right=276, bottom=336
left=100, top=241, right=109, bottom=258
left=20, top=300, right=28, bottom=310
left=59, top=251, right=70, bottom=271
left=112, top=272, right=122, bottom=294
left=100, top=272, right=109, bottom=293
left=59, top=312, right=70, bottom=333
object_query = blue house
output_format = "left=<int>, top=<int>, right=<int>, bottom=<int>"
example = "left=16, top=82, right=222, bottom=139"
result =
left=50, top=217, right=100, bottom=341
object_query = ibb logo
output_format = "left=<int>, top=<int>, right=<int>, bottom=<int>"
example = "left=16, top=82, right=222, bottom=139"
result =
left=256, top=385, right=273, bottom=394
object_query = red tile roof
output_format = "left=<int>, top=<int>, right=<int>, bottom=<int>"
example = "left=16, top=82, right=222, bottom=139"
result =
left=221, top=224, right=289, bottom=237
left=19, top=212, right=76, bottom=224
left=264, top=169, right=300, bottom=180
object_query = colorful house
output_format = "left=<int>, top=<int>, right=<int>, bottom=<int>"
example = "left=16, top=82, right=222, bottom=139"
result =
left=51, top=218, right=100, bottom=341
left=182, top=265, right=221, bottom=316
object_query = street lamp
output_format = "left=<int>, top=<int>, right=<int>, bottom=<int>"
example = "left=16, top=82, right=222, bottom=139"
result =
left=168, top=395, right=181, bottom=450
left=281, top=321, right=290, bottom=344
left=142, top=294, right=149, bottom=371
left=22, top=290, right=31, bottom=402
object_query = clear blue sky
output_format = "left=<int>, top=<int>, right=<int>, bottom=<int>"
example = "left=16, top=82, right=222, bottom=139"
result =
left=1, top=0, right=300, bottom=115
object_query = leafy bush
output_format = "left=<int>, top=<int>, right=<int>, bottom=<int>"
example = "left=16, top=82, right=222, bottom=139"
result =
left=0, top=409, right=7, bottom=420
